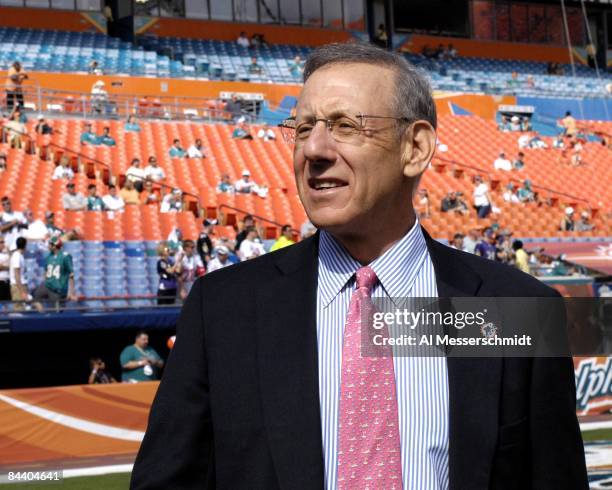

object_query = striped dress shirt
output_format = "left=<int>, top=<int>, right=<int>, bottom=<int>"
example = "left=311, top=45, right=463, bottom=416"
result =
left=317, top=221, right=449, bottom=490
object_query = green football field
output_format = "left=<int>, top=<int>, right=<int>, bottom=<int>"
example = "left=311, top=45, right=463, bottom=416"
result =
left=1, top=473, right=130, bottom=489
left=3, top=428, right=611, bottom=489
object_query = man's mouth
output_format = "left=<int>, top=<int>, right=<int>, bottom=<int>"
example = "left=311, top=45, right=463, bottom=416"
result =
left=308, top=178, right=348, bottom=191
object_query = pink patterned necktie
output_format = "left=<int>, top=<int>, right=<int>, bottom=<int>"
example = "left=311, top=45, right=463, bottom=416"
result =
left=337, top=266, right=403, bottom=490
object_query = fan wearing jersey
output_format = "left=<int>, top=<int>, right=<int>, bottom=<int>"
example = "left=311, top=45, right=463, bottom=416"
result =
left=177, top=239, right=204, bottom=300
left=33, top=236, right=76, bottom=311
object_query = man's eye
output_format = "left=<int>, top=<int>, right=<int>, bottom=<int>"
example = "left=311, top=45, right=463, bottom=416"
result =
left=296, top=125, right=313, bottom=136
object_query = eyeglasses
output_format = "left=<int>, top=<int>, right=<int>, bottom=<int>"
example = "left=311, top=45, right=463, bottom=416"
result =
left=278, top=114, right=412, bottom=145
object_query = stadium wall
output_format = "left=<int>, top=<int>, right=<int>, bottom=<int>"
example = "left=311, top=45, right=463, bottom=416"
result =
left=0, top=6, right=95, bottom=32
left=403, top=34, right=572, bottom=64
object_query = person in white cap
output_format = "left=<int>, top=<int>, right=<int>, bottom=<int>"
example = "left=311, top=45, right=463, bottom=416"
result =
left=575, top=211, right=594, bottom=232
left=493, top=151, right=512, bottom=171
left=560, top=206, right=575, bottom=231
left=91, top=80, right=108, bottom=114
left=206, top=246, right=233, bottom=273
left=256, top=123, right=277, bottom=142
left=234, top=170, right=268, bottom=198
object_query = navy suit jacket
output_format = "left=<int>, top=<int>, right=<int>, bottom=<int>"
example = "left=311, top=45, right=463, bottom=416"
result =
left=131, top=229, right=588, bottom=490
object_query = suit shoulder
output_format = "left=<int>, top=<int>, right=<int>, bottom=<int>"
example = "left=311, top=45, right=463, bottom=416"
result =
left=435, top=242, right=559, bottom=297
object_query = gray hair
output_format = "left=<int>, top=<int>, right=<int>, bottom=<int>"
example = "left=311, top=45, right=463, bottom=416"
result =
left=303, top=42, right=437, bottom=129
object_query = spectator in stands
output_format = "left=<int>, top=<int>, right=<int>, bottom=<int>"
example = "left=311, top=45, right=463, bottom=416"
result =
left=156, top=244, right=178, bottom=305
left=33, top=236, right=76, bottom=311
left=270, top=224, right=295, bottom=252
left=34, top=115, right=53, bottom=135
left=62, top=182, right=87, bottom=211
left=120, top=331, right=164, bottom=382
left=160, top=188, right=184, bottom=213
left=509, top=116, right=521, bottom=131
left=450, top=233, right=464, bottom=250
left=248, top=56, right=263, bottom=75
left=43, top=212, right=62, bottom=239
left=373, top=24, right=388, bottom=49
left=140, top=179, right=160, bottom=206
left=232, top=121, right=253, bottom=140
left=0, top=154, right=7, bottom=174
left=80, top=122, right=99, bottom=146
left=91, top=80, right=109, bottom=114
left=119, top=180, right=140, bottom=206
left=177, top=239, right=204, bottom=300
left=238, top=226, right=265, bottom=260
left=234, top=169, right=267, bottom=197
left=475, top=230, right=498, bottom=261
left=102, top=184, right=125, bottom=213
left=187, top=139, right=206, bottom=158
left=98, top=127, right=116, bottom=146
left=493, top=151, right=512, bottom=171
left=88, top=358, right=116, bottom=384
left=498, top=115, right=510, bottom=132
left=3, top=110, right=26, bottom=149
left=207, top=246, right=232, bottom=273
left=88, top=60, right=103, bottom=75
left=472, top=175, right=493, bottom=219
left=446, top=44, right=457, bottom=58
left=86, top=184, right=104, bottom=211
left=124, top=114, right=141, bottom=132
left=216, top=174, right=234, bottom=194
left=512, top=240, right=530, bottom=274
left=415, top=188, right=430, bottom=219
left=570, top=139, right=583, bottom=167
left=256, top=123, right=276, bottom=142
left=196, top=219, right=215, bottom=267
left=126, top=158, right=145, bottom=192
left=560, top=207, right=575, bottom=231
left=440, top=191, right=468, bottom=214
left=5, top=61, right=28, bottom=111
left=512, top=152, right=525, bottom=170
left=520, top=117, right=531, bottom=132
left=435, top=44, right=445, bottom=60
left=0, top=236, right=9, bottom=303
left=560, top=111, right=577, bottom=138
left=9, top=236, right=28, bottom=310
left=503, top=183, right=520, bottom=204
left=236, top=31, right=250, bottom=49
left=169, top=139, right=186, bottom=158
left=52, top=156, right=74, bottom=181
left=226, top=95, right=243, bottom=122
left=462, top=228, right=480, bottom=254
left=289, top=55, right=304, bottom=78
left=144, top=156, right=166, bottom=183
left=575, top=211, right=595, bottom=232
left=0, top=197, right=26, bottom=251
left=518, top=131, right=547, bottom=149
left=235, top=214, right=255, bottom=251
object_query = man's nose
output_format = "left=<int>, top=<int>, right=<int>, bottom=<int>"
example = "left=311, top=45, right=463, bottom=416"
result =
left=301, top=122, right=337, bottom=164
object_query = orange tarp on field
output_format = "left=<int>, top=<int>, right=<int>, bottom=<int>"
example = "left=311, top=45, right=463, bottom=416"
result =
left=0, top=382, right=158, bottom=469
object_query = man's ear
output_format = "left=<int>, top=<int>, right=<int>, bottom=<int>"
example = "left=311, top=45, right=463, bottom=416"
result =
left=401, top=120, right=437, bottom=178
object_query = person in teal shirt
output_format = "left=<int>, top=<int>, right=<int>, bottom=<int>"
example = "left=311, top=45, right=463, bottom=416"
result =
left=124, top=115, right=141, bottom=132
left=80, top=123, right=100, bottom=145
left=168, top=139, right=186, bottom=158
left=86, top=183, right=105, bottom=211
left=120, top=331, right=164, bottom=382
left=98, top=126, right=116, bottom=146
left=33, top=236, right=76, bottom=310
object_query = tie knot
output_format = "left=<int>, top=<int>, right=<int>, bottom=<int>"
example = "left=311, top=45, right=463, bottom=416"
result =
left=355, top=266, right=377, bottom=292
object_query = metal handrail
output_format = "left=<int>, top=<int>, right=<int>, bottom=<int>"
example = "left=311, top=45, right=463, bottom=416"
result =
left=431, top=154, right=591, bottom=206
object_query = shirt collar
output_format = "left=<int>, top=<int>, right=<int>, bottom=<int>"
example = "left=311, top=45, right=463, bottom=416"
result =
left=318, top=219, right=429, bottom=308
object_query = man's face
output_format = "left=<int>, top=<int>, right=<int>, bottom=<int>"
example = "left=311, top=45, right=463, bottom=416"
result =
left=88, top=187, right=96, bottom=196
left=1, top=200, right=11, bottom=213
left=68, top=185, right=76, bottom=195
left=110, top=187, right=116, bottom=196
left=293, top=63, right=410, bottom=236
left=218, top=252, right=228, bottom=263
left=136, top=334, right=149, bottom=348
left=0, top=239, right=6, bottom=252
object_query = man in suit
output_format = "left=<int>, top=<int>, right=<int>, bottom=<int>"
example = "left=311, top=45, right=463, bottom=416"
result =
left=131, top=43, right=587, bottom=489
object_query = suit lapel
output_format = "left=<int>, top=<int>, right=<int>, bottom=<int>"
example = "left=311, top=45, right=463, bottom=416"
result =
left=424, top=228, right=502, bottom=490
left=255, top=235, right=325, bottom=490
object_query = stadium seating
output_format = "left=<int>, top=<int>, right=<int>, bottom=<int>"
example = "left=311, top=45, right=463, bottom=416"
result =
left=1, top=27, right=610, bottom=97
